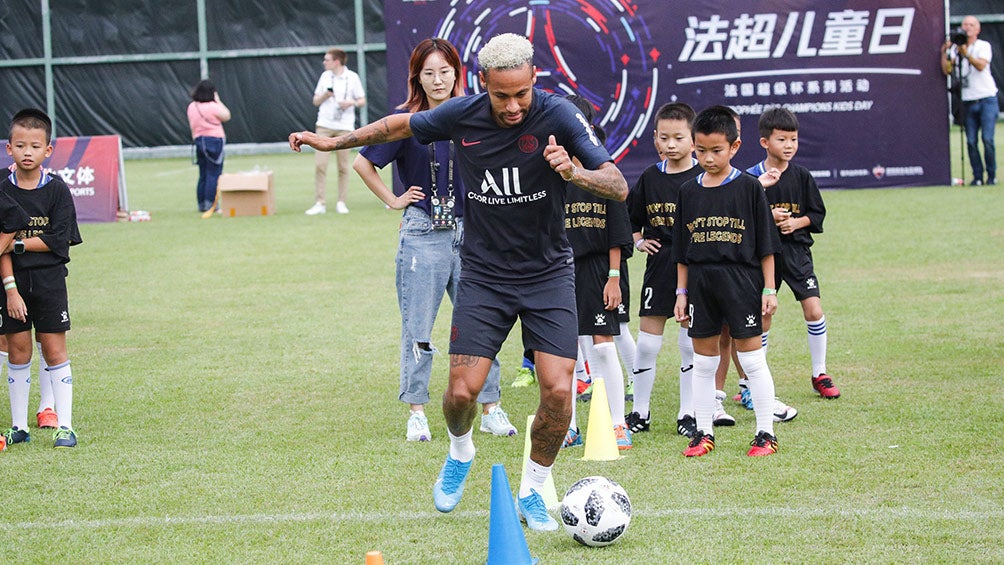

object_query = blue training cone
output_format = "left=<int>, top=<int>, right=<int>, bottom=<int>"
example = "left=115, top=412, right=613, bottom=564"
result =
left=486, top=463, right=538, bottom=565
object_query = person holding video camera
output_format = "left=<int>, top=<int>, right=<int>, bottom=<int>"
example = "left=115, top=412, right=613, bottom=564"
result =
left=942, top=16, right=998, bottom=186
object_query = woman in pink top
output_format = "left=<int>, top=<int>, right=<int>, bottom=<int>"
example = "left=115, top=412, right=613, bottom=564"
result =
left=187, top=80, right=231, bottom=212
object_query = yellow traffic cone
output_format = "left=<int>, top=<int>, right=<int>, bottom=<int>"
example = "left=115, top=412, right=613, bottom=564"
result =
left=520, top=415, right=560, bottom=510
left=581, top=377, right=620, bottom=461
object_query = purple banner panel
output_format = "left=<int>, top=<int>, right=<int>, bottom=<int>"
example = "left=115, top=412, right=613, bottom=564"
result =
left=2, top=135, right=122, bottom=222
left=384, top=0, right=949, bottom=188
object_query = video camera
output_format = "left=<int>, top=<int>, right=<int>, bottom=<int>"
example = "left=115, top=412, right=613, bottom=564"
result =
left=949, top=27, right=968, bottom=46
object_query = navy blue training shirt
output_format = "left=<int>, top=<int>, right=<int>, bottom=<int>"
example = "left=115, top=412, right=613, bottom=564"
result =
left=410, top=89, right=613, bottom=283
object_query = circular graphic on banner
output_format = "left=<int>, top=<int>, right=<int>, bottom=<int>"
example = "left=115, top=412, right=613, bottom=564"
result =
left=435, top=0, right=659, bottom=162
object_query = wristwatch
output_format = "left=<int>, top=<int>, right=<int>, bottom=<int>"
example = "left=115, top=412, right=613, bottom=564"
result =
left=13, top=239, right=24, bottom=255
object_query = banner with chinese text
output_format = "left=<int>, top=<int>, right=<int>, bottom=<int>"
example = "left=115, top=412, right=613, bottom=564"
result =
left=384, top=0, right=949, bottom=188
left=2, top=135, right=125, bottom=223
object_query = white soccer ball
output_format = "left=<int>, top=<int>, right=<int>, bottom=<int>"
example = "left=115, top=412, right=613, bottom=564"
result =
left=560, top=476, right=632, bottom=547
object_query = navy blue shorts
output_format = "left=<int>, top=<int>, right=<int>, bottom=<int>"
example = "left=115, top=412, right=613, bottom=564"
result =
left=639, top=248, right=678, bottom=318
left=575, top=254, right=620, bottom=337
left=686, top=263, right=763, bottom=340
left=450, top=274, right=579, bottom=360
left=0, top=265, right=71, bottom=334
left=775, top=243, right=821, bottom=301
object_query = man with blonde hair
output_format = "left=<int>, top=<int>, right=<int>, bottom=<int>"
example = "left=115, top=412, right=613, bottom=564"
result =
left=290, top=33, right=629, bottom=531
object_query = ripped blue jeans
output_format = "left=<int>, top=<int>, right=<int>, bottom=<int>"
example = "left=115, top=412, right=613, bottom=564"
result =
left=396, top=207, right=501, bottom=405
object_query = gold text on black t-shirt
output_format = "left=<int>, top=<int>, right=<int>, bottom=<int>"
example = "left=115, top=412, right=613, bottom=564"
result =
left=687, top=215, right=746, bottom=244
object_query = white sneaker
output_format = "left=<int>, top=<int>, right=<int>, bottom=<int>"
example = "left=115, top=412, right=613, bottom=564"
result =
left=406, top=411, right=431, bottom=442
left=479, top=406, right=517, bottom=437
left=335, top=201, right=349, bottom=214
left=305, top=203, right=326, bottom=215
left=713, top=390, right=736, bottom=426
left=773, top=398, right=798, bottom=422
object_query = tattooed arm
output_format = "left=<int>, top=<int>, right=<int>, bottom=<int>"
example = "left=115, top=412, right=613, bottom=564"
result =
left=289, top=113, right=414, bottom=152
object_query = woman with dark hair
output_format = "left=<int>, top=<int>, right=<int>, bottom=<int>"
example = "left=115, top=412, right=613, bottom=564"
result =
left=352, top=38, right=514, bottom=443
left=187, top=79, right=231, bottom=213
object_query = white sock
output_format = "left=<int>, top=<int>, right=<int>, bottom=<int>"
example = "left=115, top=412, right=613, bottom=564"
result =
left=577, top=336, right=594, bottom=381
left=630, top=331, right=663, bottom=417
left=678, top=327, right=695, bottom=419
left=592, top=342, right=626, bottom=426
left=614, top=323, right=636, bottom=383
left=692, top=353, right=718, bottom=435
left=569, top=352, right=581, bottom=429
left=737, top=349, right=775, bottom=436
left=807, top=317, right=827, bottom=377
left=448, top=427, right=475, bottom=462
left=36, top=342, right=53, bottom=412
left=7, top=361, right=31, bottom=430
left=761, top=331, right=770, bottom=355
left=519, top=458, right=552, bottom=498
left=48, top=361, right=73, bottom=430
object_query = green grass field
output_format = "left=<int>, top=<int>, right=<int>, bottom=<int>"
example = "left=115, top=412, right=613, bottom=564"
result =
left=2, top=133, right=1003, bottom=563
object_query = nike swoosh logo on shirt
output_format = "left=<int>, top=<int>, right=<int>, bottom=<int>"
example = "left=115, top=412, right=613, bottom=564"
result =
left=461, top=138, right=481, bottom=146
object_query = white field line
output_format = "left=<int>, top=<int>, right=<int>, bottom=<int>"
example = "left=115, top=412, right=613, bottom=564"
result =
left=1, top=506, right=1001, bottom=531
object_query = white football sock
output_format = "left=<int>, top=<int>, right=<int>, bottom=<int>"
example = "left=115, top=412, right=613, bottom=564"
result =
left=48, top=361, right=73, bottom=430
left=761, top=331, right=770, bottom=355
left=737, top=349, right=776, bottom=436
left=592, top=341, right=626, bottom=426
left=519, top=458, right=552, bottom=498
left=7, top=361, right=31, bottom=430
left=36, top=342, right=53, bottom=412
left=630, top=331, right=663, bottom=417
left=807, top=317, right=827, bottom=377
left=692, top=353, right=718, bottom=435
left=577, top=336, right=594, bottom=381
left=569, top=351, right=581, bottom=430
left=678, top=327, right=695, bottom=419
left=614, top=323, right=636, bottom=382
left=448, top=427, right=475, bottom=462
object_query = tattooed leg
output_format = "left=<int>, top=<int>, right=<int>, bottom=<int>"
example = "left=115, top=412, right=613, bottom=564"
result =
left=529, top=352, right=575, bottom=466
left=443, top=354, right=490, bottom=436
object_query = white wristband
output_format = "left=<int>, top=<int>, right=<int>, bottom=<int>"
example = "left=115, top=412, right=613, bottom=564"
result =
left=634, top=239, right=645, bottom=250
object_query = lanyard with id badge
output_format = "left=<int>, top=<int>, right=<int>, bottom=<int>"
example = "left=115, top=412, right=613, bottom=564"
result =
left=429, top=140, right=456, bottom=230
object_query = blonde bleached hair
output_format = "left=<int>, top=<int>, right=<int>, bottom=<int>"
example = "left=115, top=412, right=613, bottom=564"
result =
left=477, top=33, right=533, bottom=72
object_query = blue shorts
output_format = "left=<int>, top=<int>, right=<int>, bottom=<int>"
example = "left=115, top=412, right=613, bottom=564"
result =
left=686, top=263, right=763, bottom=340
left=450, top=274, right=579, bottom=360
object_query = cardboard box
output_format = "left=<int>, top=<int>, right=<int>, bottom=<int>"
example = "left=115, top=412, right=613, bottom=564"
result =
left=218, top=171, right=275, bottom=217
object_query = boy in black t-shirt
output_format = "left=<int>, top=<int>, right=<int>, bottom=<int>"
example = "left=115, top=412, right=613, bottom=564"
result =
left=561, top=95, right=633, bottom=451
left=671, top=106, right=781, bottom=457
left=1, top=108, right=82, bottom=450
left=0, top=162, right=31, bottom=453
left=747, top=107, right=840, bottom=400
left=625, top=103, right=715, bottom=440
